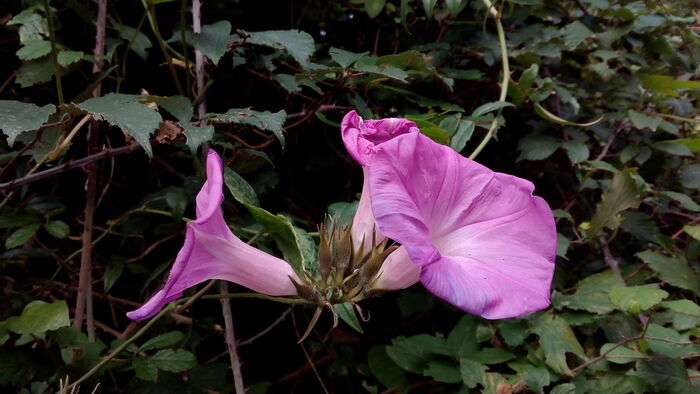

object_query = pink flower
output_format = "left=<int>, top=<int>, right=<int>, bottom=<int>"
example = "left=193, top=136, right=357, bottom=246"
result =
left=342, top=111, right=556, bottom=319
left=127, top=151, right=299, bottom=321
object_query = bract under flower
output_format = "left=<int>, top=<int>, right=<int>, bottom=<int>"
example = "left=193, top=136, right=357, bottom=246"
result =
left=127, top=151, right=299, bottom=321
left=368, top=131, right=556, bottom=319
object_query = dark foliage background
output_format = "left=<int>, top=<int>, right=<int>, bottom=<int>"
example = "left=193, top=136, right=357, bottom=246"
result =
left=0, top=0, right=699, bottom=393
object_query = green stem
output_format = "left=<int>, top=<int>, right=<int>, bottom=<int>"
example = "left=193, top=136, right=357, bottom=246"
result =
left=468, top=0, right=510, bottom=160
left=140, top=0, right=185, bottom=96
left=43, top=0, right=64, bottom=107
left=61, top=303, right=176, bottom=393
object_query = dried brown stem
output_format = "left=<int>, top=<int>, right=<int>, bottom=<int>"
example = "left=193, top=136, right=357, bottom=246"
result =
left=219, top=282, right=246, bottom=394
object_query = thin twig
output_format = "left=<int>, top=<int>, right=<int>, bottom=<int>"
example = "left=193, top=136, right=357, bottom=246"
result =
left=291, top=311, right=329, bottom=394
left=0, top=144, right=140, bottom=194
left=239, top=308, right=292, bottom=347
left=192, top=0, right=207, bottom=125
left=599, top=237, right=623, bottom=282
left=43, top=0, right=64, bottom=106
left=219, top=282, right=246, bottom=394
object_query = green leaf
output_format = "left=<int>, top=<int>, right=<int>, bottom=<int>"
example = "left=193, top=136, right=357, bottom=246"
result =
left=459, top=358, right=486, bottom=389
left=530, top=312, right=586, bottom=375
left=449, top=119, right=475, bottom=152
left=517, top=134, right=561, bottom=161
left=329, top=47, right=368, bottom=68
left=422, top=0, right=438, bottom=18
left=386, top=335, right=450, bottom=374
left=16, top=57, right=54, bottom=87
left=5, top=223, right=41, bottom=249
left=175, top=21, right=232, bottom=64
left=110, top=19, right=153, bottom=60
left=16, top=39, right=51, bottom=61
left=639, top=74, right=700, bottom=97
left=562, top=20, right=594, bottom=49
left=550, top=383, right=576, bottom=394
left=245, top=30, right=315, bottom=65
left=0, top=100, right=56, bottom=145
left=446, top=315, right=478, bottom=357
left=564, top=139, right=590, bottom=163
left=335, top=303, right=363, bottom=333
left=496, top=319, right=529, bottom=346
left=57, top=50, right=84, bottom=67
left=609, top=284, right=669, bottom=314
left=367, top=346, right=407, bottom=388
left=150, top=349, right=197, bottom=372
left=522, top=366, right=550, bottom=394
left=587, top=169, right=641, bottom=238
left=628, top=110, right=661, bottom=131
left=140, top=331, right=185, bottom=352
left=555, top=271, right=620, bottom=314
left=9, top=12, right=49, bottom=43
left=104, top=263, right=124, bottom=292
left=661, top=191, right=700, bottom=212
left=600, top=343, right=645, bottom=364
left=660, top=300, right=700, bottom=317
left=274, top=73, right=301, bottom=93
left=224, top=168, right=260, bottom=207
left=133, top=357, right=158, bottom=381
left=534, top=102, right=604, bottom=127
left=645, top=324, right=700, bottom=358
left=206, top=108, right=287, bottom=149
left=5, top=300, right=70, bottom=335
left=635, top=357, right=694, bottom=394
left=328, top=201, right=358, bottom=226
left=424, top=359, right=461, bottom=383
left=637, top=251, right=700, bottom=296
left=182, top=124, right=214, bottom=152
left=365, top=0, right=386, bottom=18
left=680, top=164, right=700, bottom=189
left=75, top=93, right=163, bottom=157
left=466, top=348, right=515, bottom=364
left=397, top=290, right=434, bottom=318
left=470, top=101, right=514, bottom=119
left=44, top=220, right=69, bottom=238
left=157, top=95, right=193, bottom=122
left=652, top=141, right=693, bottom=157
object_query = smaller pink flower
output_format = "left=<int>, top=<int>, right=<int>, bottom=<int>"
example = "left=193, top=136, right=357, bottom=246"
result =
left=127, top=151, right=299, bottom=321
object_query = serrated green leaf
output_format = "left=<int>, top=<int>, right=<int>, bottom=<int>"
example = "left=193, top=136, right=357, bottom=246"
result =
left=110, top=19, right=152, bottom=60
left=140, top=331, right=185, bottom=352
left=517, top=134, right=561, bottom=161
left=76, top=93, right=162, bottom=157
left=182, top=124, right=214, bottom=152
left=470, top=101, right=514, bottom=119
left=446, top=315, right=477, bottom=357
left=530, top=312, right=586, bottom=375
left=174, top=21, right=232, bottom=64
left=16, top=39, right=51, bottom=61
left=329, top=47, right=368, bottom=68
left=157, top=95, right=193, bottom=122
left=609, top=284, right=669, bottom=314
left=0, top=101, right=56, bottom=145
left=680, top=164, right=700, bottom=189
left=496, top=319, right=529, bottom=346
left=57, top=50, right=84, bottom=67
left=661, top=191, right=700, bottom=212
left=5, top=223, right=41, bottom=249
left=223, top=168, right=260, bottom=207
left=639, top=74, right=700, bottom=97
left=459, top=358, right=485, bottom=388
left=638, top=251, right=700, bottom=296
left=44, top=220, right=69, bottom=238
left=564, top=140, right=589, bottom=163
left=555, top=271, right=621, bottom=314
left=328, top=201, right=358, bottom=226
left=550, top=383, right=576, bottom=394
left=245, top=30, right=315, bottom=65
left=562, top=20, right=594, bottom=48
left=449, top=119, right=475, bottom=152
left=635, top=357, right=693, bottom=394
left=150, top=349, right=196, bottom=372
left=652, top=141, right=693, bottom=156
left=9, top=12, right=49, bottom=43
left=206, top=108, right=286, bottom=149
left=133, top=357, right=158, bottom=381
left=335, top=303, right=363, bottom=333
left=5, top=300, right=70, bottom=335
left=522, top=366, right=550, bottom=394
left=628, top=110, right=661, bottom=131
left=386, top=335, right=450, bottom=374
left=274, top=73, right=301, bottom=93
left=587, top=169, right=641, bottom=237
left=466, top=348, right=515, bottom=364
left=424, top=359, right=461, bottom=383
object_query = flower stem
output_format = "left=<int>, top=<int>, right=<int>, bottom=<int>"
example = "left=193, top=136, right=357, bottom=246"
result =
left=201, top=292, right=313, bottom=305
left=219, top=282, right=246, bottom=393
left=468, top=0, right=511, bottom=160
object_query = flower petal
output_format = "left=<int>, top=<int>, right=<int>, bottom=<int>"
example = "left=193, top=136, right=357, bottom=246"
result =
left=368, top=132, right=555, bottom=319
left=350, top=167, right=385, bottom=252
left=374, top=246, right=420, bottom=290
left=127, top=151, right=298, bottom=321
left=341, top=110, right=419, bottom=166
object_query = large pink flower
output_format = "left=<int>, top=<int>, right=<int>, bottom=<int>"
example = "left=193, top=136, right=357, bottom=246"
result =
left=342, top=111, right=556, bottom=319
left=127, top=151, right=299, bottom=321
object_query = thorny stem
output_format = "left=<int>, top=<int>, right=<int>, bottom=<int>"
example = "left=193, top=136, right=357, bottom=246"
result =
left=220, top=282, right=246, bottom=394
left=468, top=0, right=510, bottom=160
left=192, top=0, right=207, bottom=123
left=60, top=303, right=176, bottom=394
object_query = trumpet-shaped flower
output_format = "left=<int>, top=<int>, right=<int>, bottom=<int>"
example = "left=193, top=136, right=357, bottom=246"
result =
left=342, top=111, right=556, bottom=319
left=127, top=151, right=299, bottom=321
